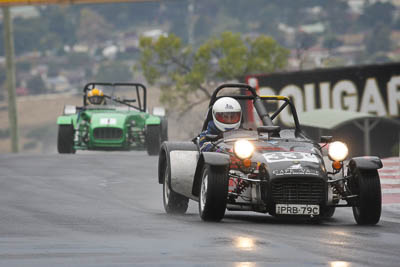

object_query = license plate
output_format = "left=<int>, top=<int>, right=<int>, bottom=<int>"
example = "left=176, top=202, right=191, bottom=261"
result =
left=276, top=204, right=320, bottom=215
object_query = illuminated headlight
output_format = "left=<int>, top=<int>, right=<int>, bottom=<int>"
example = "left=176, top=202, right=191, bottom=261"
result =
left=328, top=141, right=349, bottom=161
left=234, top=139, right=255, bottom=159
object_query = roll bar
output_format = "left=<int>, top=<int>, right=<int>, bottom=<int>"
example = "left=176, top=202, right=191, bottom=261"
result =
left=207, top=83, right=273, bottom=127
left=260, top=96, right=301, bottom=132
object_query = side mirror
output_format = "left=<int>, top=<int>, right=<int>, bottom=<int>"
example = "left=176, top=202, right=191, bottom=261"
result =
left=257, top=126, right=281, bottom=135
left=321, top=136, right=333, bottom=143
left=205, top=134, right=219, bottom=141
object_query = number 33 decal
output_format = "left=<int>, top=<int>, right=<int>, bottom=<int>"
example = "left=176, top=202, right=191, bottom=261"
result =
left=263, top=152, right=319, bottom=163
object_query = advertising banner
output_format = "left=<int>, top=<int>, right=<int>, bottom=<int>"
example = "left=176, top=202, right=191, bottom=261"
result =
left=245, top=62, right=400, bottom=125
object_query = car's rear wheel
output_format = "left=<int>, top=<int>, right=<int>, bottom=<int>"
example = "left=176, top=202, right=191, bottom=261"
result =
left=350, top=168, right=381, bottom=225
left=57, top=125, right=75, bottom=154
left=163, top=163, right=189, bottom=214
left=198, top=164, right=229, bottom=222
left=161, top=118, right=168, bottom=143
left=146, top=125, right=161, bottom=156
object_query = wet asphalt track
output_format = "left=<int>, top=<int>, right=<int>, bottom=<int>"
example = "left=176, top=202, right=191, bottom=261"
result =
left=1, top=152, right=400, bottom=267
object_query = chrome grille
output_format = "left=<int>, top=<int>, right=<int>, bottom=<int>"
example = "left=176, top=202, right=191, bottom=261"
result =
left=93, top=128, right=123, bottom=140
left=271, top=178, right=325, bottom=204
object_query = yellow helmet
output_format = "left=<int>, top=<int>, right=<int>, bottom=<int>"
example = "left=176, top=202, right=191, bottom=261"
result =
left=87, top=88, right=105, bottom=105
left=88, top=88, right=104, bottom=97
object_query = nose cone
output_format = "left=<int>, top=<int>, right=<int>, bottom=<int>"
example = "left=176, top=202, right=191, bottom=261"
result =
left=90, top=113, right=126, bottom=128
left=89, top=113, right=128, bottom=147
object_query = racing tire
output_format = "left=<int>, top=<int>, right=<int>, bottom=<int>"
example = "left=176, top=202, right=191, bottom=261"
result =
left=161, top=118, right=168, bottom=143
left=146, top=125, right=161, bottom=156
left=198, top=164, right=229, bottom=222
left=57, top=125, right=75, bottom=154
left=350, top=168, right=381, bottom=225
left=163, top=162, right=189, bottom=214
left=321, top=207, right=336, bottom=219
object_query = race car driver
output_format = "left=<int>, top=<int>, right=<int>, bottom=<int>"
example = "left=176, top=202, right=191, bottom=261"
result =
left=199, top=97, right=242, bottom=152
left=87, top=88, right=106, bottom=105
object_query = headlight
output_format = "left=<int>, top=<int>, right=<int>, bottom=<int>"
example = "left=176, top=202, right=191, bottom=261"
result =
left=328, top=141, right=348, bottom=161
left=64, top=105, right=76, bottom=115
left=234, top=139, right=255, bottom=159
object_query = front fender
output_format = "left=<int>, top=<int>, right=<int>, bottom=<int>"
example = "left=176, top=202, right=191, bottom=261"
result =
left=145, top=115, right=161, bottom=126
left=203, top=152, right=230, bottom=166
left=348, top=156, right=383, bottom=171
left=192, top=152, right=230, bottom=197
left=57, top=115, right=75, bottom=126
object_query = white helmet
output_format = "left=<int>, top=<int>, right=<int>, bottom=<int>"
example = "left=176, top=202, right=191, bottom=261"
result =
left=212, top=97, right=242, bottom=132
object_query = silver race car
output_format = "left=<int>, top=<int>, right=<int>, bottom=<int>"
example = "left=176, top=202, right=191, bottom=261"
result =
left=158, top=83, right=383, bottom=224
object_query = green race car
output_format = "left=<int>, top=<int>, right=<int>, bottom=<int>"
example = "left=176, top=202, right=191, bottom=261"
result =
left=56, top=82, right=167, bottom=155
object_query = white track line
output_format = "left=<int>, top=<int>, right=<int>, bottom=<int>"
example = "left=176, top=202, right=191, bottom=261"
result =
left=381, top=179, right=400, bottom=184
left=383, top=189, right=400, bottom=194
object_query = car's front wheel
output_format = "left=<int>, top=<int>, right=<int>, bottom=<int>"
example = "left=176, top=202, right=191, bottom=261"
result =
left=350, top=168, right=381, bottom=225
left=321, top=206, right=336, bottom=219
left=198, top=164, right=229, bottom=222
left=57, top=125, right=75, bottom=154
left=163, top=163, right=189, bottom=214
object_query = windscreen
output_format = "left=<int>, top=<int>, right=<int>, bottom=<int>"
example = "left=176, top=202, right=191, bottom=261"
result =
left=223, top=129, right=258, bottom=141
left=84, top=84, right=145, bottom=111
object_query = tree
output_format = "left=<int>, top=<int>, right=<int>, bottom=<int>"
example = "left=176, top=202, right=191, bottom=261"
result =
left=323, top=0, right=352, bottom=34
left=294, top=32, right=317, bottom=69
left=39, top=33, right=63, bottom=52
left=296, top=32, right=317, bottom=51
left=27, top=75, right=47, bottom=95
left=365, top=24, right=392, bottom=55
left=16, top=61, right=32, bottom=72
left=43, top=6, right=77, bottom=46
left=13, top=17, right=45, bottom=54
left=67, top=52, right=91, bottom=68
left=359, top=2, right=394, bottom=29
left=323, top=35, right=343, bottom=51
left=77, top=9, right=113, bottom=45
left=137, top=31, right=289, bottom=112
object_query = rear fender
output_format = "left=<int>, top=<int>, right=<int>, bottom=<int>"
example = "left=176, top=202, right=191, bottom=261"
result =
left=348, top=156, right=383, bottom=171
left=192, top=152, right=230, bottom=197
